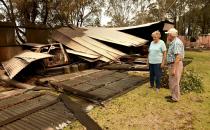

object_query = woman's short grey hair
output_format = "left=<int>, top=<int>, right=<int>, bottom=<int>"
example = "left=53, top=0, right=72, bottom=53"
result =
left=151, top=30, right=161, bottom=38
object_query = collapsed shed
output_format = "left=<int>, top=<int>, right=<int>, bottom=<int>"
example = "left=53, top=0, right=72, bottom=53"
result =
left=0, top=20, right=173, bottom=79
left=0, top=20, right=175, bottom=129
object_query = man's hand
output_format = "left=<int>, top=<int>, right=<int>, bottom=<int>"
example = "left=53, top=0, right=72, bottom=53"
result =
left=172, top=68, right=176, bottom=76
left=161, top=63, right=165, bottom=68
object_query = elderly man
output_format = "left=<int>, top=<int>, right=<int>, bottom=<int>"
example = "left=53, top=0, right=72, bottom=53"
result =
left=166, top=28, right=184, bottom=102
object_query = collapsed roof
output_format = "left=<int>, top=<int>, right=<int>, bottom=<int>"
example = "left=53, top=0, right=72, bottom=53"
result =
left=114, top=20, right=174, bottom=41
left=51, top=20, right=173, bottom=62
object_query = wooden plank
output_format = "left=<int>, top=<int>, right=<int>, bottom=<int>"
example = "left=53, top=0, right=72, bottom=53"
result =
left=0, top=94, right=59, bottom=127
left=60, top=94, right=102, bottom=130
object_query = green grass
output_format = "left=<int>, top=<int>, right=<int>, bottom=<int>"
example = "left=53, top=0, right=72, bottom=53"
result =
left=65, top=51, right=210, bottom=130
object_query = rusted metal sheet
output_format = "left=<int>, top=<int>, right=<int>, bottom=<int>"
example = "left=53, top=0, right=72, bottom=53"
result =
left=2, top=58, right=28, bottom=79
left=14, top=51, right=52, bottom=62
left=22, top=43, right=70, bottom=68
left=85, top=28, right=147, bottom=47
left=2, top=51, right=52, bottom=79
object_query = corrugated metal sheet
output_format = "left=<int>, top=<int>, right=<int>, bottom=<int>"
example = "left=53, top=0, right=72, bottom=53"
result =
left=57, top=28, right=126, bottom=59
left=15, top=51, right=52, bottom=62
left=52, top=28, right=127, bottom=62
left=111, top=20, right=174, bottom=32
left=85, top=28, right=147, bottom=47
left=2, top=58, right=28, bottom=79
left=21, top=43, right=46, bottom=48
left=113, top=21, right=160, bottom=30
left=2, top=51, right=53, bottom=79
left=0, top=92, right=75, bottom=130
left=52, top=31, right=101, bottom=56
left=66, top=49, right=99, bottom=59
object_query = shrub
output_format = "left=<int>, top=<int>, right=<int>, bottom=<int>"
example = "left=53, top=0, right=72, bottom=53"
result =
left=160, top=68, right=204, bottom=94
left=180, top=69, right=204, bottom=94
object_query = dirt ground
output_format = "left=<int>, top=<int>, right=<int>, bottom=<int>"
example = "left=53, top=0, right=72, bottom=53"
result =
left=65, top=51, right=210, bottom=130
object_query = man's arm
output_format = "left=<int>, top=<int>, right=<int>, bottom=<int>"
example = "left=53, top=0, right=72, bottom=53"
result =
left=161, top=51, right=167, bottom=68
left=172, top=54, right=181, bottom=76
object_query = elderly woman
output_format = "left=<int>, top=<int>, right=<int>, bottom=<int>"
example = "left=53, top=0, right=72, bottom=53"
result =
left=147, top=31, right=167, bottom=92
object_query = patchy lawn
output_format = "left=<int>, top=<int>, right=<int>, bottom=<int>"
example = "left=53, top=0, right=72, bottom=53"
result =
left=65, top=51, right=210, bottom=130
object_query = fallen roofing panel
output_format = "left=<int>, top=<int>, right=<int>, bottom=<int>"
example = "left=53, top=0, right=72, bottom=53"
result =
left=15, top=51, right=53, bottom=62
left=40, top=69, right=149, bottom=102
left=2, top=51, right=52, bottom=79
left=52, top=30, right=110, bottom=62
left=21, top=43, right=46, bottom=48
left=0, top=92, right=75, bottom=130
left=56, top=28, right=126, bottom=61
left=85, top=28, right=147, bottom=47
left=66, top=49, right=99, bottom=59
left=113, top=20, right=173, bottom=31
left=112, top=20, right=174, bottom=42
left=0, top=91, right=102, bottom=130
left=113, top=21, right=160, bottom=30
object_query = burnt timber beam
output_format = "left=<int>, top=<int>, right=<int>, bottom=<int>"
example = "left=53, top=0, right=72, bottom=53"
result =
left=0, top=75, right=35, bottom=89
left=60, top=94, right=102, bottom=130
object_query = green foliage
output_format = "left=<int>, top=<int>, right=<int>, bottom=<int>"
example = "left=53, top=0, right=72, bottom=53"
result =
left=180, top=69, right=204, bottom=94
left=160, top=67, right=169, bottom=88
left=161, top=67, right=204, bottom=94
